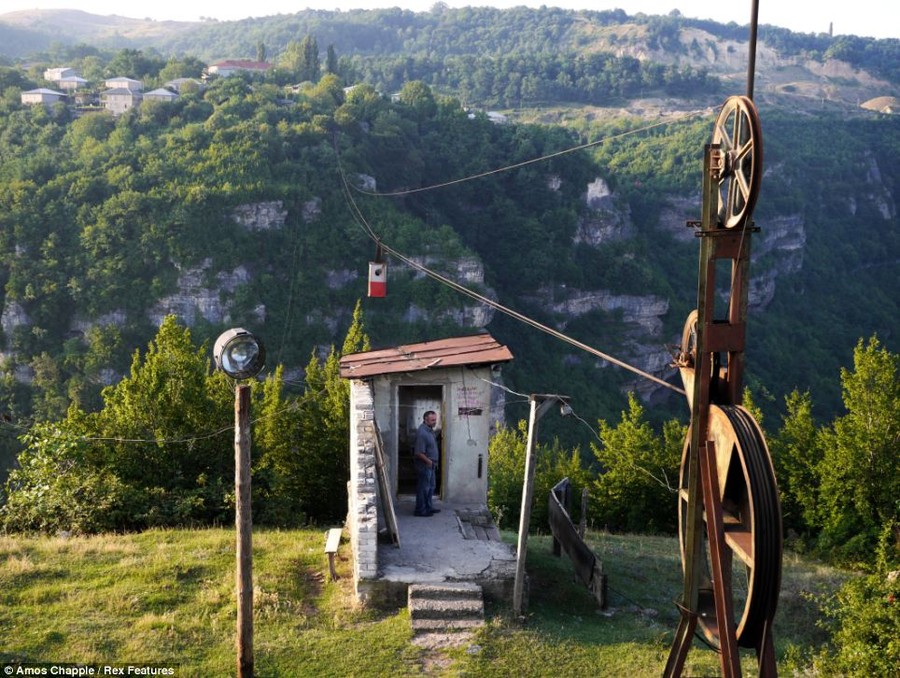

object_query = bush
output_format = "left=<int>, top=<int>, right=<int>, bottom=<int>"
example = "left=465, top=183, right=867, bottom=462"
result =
left=811, top=524, right=900, bottom=676
left=487, top=419, right=591, bottom=532
left=1, top=424, right=131, bottom=534
left=590, top=394, right=683, bottom=533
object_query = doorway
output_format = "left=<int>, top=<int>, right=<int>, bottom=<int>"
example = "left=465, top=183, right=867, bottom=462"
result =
left=397, top=384, right=444, bottom=497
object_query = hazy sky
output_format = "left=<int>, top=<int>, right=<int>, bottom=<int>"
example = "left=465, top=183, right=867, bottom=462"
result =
left=1, top=1, right=896, bottom=40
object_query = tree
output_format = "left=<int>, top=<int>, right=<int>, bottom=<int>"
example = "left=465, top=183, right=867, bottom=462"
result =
left=811, top=524, right=900, bottom=677
left=398, top=80, right=437, bottom=121
left=590, top=393, right=682, bottom=533
left=104, top=48, right=165, bottom=81
left=158, top=56, right=206, bottom=81
left=2, top=317, right=235, bottom=532
left=325, top=44, right=339, bottom=75
left=252, top=364, right=304, bottom=525
left=97, top=316, right=231, bottom=489
left=1, top=422, right=130, bottom=534
left=770, top=390, right=823, bottom=539
left=259, top=301, right=370, bottom=524
left=281, top=35, right=320, bottom=83
left=300, top=35, right=320, bottom=82
left=487, top=418, right=590, bottom=531
left=816, top=337, right=899, bottom=563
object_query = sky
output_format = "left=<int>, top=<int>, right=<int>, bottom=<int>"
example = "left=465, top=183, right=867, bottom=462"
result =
left=0, top=1, right=896, bottom=40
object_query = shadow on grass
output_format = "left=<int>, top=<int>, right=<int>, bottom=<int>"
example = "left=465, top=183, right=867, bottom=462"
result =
left=486, top=531, right=843, bottom=667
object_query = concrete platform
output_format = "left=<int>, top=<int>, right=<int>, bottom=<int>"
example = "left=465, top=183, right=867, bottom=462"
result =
left=369, top=498, right=517, bottom=607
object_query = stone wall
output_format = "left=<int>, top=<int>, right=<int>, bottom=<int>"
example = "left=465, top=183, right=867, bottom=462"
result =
left=348, top=379, right=379, bottom=602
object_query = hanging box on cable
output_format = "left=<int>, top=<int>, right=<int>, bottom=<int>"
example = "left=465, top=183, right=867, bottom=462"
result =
left=368, top=262, right=387, bottom=297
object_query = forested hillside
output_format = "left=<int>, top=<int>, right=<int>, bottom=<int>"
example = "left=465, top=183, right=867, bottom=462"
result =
left=0, top=7, right=897, bottom=468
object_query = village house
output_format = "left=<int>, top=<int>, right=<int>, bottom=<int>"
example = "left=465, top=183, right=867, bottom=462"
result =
left=104, top=77, right=143, bottom=91
left=56, top=76, right=89, bottom=92
left=101, top=87, right=142, bottom=115
left=21, top=88, right=66, bottom=106
left=143, top=88, right=179, bottom=103
left=206, top=60, right=271, bottom=78
left=43, top=67, right=77, bottom=82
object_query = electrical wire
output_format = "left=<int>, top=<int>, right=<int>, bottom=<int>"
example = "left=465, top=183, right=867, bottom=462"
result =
left=335, top=141, right=685, bottom=396
left=351, top=111, right=708, bottom=198
left=277, top=217, right=306, bottom=366
left=2, top=112, right=699, bottom=450
left=3, top=388, right=327, bottom=448
left=477, top=374, right=677, bottom=492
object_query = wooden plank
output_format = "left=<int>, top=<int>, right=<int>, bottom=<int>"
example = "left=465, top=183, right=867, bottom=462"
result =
left=699, top=440, right=740, bottom=677
left=474, top=526, right=488, bottom=541
left=548, top=477, right=606, bottom=608
left=724, top=526, right=753, bottom=567
left=373, top=421, right=400, bottom=548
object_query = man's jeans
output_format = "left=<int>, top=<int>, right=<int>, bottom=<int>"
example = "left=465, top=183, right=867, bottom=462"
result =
left=414, top=460, right=436, bottom=515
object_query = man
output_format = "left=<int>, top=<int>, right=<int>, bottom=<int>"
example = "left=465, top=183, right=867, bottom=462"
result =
left=413, top=410, right=441, bottom=517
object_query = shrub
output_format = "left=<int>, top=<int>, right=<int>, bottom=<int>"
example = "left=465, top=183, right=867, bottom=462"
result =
left=811, top=524, right=900, bottom=676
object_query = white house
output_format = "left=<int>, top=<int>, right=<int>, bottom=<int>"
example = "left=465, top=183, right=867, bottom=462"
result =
left=43, top=67, right=76, bottom=82
left=206, top=60, right=271, bottom=78
left=21, top=88, right=66, bottom=106
left=104, top=77, right=143, bottom=91
left=143, top=88, right=179, bottom=102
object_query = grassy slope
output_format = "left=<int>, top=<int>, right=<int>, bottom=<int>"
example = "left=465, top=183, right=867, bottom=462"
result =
left=0, top=528, right=845, bottom=676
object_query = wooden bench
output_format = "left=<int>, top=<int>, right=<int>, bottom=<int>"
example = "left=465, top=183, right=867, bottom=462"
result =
left=324, top=528, right=342, bottom=581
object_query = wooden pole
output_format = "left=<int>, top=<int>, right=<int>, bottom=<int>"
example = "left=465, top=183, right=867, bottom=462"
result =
left=235, top=384, right=253, bottom=678
left=699, top=440, right=741, bottom=677
left=513, top=395, right=558, bottom=617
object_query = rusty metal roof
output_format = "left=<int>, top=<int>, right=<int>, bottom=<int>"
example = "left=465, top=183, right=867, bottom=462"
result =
left=339, top=333, right=513, bottom=379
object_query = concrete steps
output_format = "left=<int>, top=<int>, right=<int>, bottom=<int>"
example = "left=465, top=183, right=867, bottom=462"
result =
left=408, top=582, right=485, bottom=649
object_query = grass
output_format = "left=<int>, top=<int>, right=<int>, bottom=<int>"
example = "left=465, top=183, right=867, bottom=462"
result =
left=0, top=528, right=846, bottom=676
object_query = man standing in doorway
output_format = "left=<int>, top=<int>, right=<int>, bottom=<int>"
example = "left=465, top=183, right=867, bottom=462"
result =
left=414, top=410, right=441, bottom=517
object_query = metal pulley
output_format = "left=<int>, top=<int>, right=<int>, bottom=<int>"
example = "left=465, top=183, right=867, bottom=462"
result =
left=678, top=405, right=780, bottom=650
left=712, top=96, right=763, bottom=229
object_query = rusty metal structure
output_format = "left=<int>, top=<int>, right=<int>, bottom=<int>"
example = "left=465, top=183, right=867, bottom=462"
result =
left=663, top=90, right=782, bottom=676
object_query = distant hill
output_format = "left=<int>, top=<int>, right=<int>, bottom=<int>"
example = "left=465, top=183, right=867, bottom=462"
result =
left=0, top=9, right=196, bottom=47
left=1, top=7, right=897, bottom=116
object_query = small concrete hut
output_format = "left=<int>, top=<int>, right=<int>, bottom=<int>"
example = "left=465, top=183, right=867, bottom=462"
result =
left=339, top=333, right=517, bottom=605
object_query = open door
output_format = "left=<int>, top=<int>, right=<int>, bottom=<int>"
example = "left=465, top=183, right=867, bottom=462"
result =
left=397, top=384, right=444, bottom=497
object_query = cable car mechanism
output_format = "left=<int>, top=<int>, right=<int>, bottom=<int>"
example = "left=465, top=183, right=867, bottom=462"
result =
left=665, top=93, right=782, bottom=677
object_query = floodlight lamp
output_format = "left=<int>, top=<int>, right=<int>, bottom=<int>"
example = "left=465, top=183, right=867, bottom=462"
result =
left=560, top=402, right=573, bottom=417
left=214, top=328, right=266, bottom=380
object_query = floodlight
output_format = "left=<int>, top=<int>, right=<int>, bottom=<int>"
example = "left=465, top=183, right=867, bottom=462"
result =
left=214, top=328, right=266, bottom=379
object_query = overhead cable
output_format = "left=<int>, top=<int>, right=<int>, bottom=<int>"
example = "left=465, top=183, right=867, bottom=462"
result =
left=334, top=139, right=685, bottom=396
left=350, top=111, right=707, bottom=198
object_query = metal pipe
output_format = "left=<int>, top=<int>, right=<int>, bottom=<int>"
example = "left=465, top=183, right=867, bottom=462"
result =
left=747, top=0, right=760, bottom=99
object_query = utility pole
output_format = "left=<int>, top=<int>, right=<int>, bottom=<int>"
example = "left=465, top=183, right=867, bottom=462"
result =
left=235, top=384, right=253, bottom=678
left=213, top=328, right=265, bottom=678
left=513, top=394, right=569, bottom=617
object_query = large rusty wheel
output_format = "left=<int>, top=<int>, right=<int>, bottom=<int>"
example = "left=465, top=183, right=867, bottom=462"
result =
left=678, top=405, right=782, bottom=648
left=712, top=96, right=763, bottom=229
